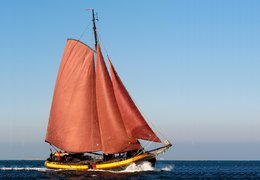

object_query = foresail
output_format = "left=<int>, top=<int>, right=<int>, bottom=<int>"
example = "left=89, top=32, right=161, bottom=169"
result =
left=45, top=39, right=102, bottom=152
left=95, top=45, right=141, bottom=154
left=109, top=59, right=161, bottom=143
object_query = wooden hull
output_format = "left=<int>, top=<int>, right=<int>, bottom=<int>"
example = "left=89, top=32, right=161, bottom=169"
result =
left=44, top=153, right=156, bottom=171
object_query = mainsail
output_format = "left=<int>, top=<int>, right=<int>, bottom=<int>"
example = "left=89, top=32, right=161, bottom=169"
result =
left=45, top=39, right=160, bottom=154
left=46, top=40, right=101, bottom=153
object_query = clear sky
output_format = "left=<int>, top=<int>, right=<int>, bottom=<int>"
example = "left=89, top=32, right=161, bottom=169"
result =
left=0, top=0, right=259, bottom=160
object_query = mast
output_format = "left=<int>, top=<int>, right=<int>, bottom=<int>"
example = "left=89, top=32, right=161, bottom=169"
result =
left=92, top=9, right=98, bottom=50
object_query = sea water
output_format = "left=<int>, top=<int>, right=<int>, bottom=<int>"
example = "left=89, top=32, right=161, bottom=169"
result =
left=0, top=160, right=260, bottom=179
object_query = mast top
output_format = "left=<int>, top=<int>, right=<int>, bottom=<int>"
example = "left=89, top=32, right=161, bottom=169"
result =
left=91, top=9, right=98, bottom=50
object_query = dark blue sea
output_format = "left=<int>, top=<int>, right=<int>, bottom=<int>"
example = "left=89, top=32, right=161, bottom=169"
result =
left=0, top=160, right=260, bottom=179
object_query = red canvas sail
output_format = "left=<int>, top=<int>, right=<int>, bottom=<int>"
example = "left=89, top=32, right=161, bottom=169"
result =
left=45, top=41, right=160, bottom=154
left=109, top=59, right=161, bottom=143
left=95, top=45, right=141, bottom=154
left=45, top=39, right=102, bottom=152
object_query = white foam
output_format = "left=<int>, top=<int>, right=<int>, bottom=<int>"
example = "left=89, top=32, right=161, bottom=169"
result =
left=88, top=161, right=174, bottom=173
left=161, top=165, right=173, bottom=171
left=0, top=167, right=47, bottom=171
left=114, top=162, right=174, bottom=173
left=122, top=161, right=155, bottom=172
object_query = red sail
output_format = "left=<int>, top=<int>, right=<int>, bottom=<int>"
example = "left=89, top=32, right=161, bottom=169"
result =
left=45, top=39, right=102, bottom=152
left=95, top=45, right=141, bottom=154
left=109, top=59, right=161, bottom=143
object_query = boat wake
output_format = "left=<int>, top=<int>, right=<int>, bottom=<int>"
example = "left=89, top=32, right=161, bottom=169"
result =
left=161, top=165, right=174, bottom=171
left=122, top=161, right=155, bottom=172
left=122, top=162, right=173, bottom=172
left=0, top=167, right=47, bottom=171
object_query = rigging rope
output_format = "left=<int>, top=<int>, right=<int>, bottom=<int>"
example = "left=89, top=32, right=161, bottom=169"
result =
left=77, top=21, right=92, bottom=43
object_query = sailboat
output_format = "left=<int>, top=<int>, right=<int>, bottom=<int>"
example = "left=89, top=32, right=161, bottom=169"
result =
left=44, top=9, right=172, bottom=171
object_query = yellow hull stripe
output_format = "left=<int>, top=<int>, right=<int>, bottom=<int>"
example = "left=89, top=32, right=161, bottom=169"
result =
left=45, top=161, right=89, bottom=170
left=95, top=153, right=152, bottom=169
left=44, top=153, right=153, bottom=170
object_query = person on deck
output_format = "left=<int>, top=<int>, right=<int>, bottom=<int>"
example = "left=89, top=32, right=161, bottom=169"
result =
left=50, top=150, right=53, bottom=161
left=57, top=151, right=61, bottom=161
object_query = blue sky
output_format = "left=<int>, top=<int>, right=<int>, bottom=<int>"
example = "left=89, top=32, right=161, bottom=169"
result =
left=0, top=0, right=259, bottom=160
